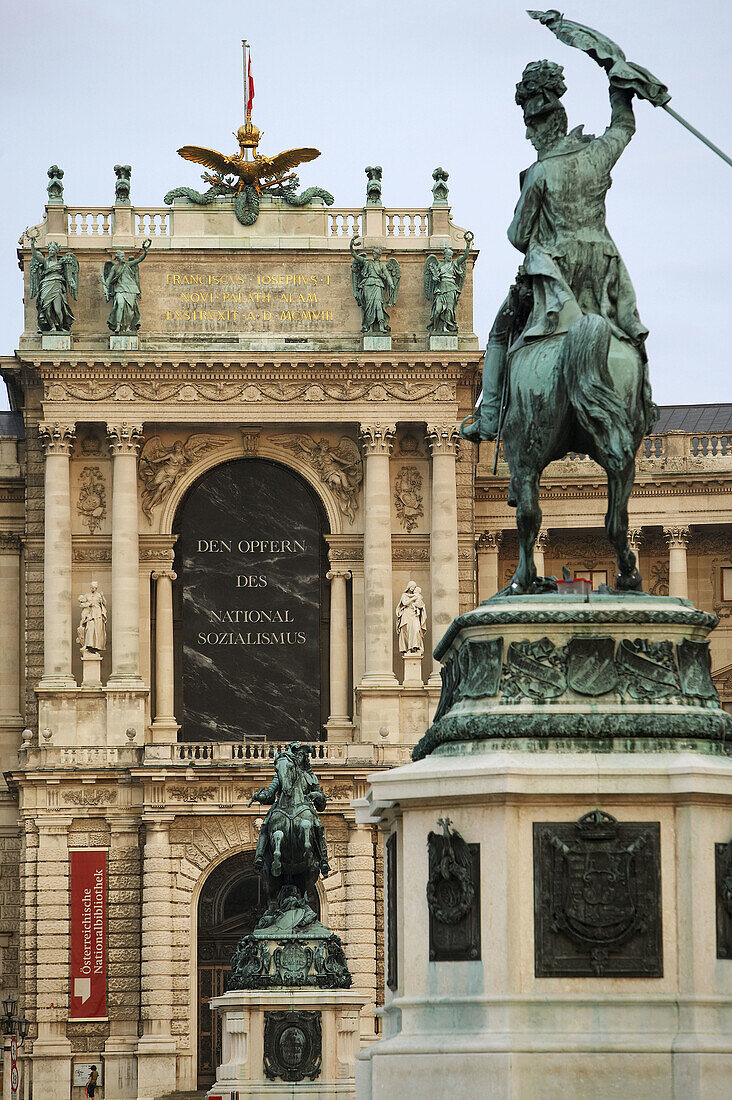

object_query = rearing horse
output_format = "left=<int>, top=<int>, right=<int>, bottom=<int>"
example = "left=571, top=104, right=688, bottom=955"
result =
left=501, top=307, right=649, bottom=594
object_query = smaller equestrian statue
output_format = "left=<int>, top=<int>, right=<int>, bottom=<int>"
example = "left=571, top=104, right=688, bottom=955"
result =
left=228, top=743, right=351, bottom=991
left=252, top=741, right=330, bottom=896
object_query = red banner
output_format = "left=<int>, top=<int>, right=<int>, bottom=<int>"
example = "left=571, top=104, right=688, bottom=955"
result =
left=69, top=850, right=107, bottom=1019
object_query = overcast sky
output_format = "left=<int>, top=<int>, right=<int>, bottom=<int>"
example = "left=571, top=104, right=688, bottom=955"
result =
left=2, top=0, right=730, bottom=410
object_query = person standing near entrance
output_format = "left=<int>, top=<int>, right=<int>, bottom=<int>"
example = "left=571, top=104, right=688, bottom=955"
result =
left=85, top=1065, right=99, bottom=1098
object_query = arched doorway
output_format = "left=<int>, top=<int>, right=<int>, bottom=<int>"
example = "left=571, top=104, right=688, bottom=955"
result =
left=170, top=458, right=331, bottom=742
left=196, top=850, right=321, bottom=1088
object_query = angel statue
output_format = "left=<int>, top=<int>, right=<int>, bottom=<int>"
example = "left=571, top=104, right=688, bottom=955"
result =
left=350, top=236, right=401, bottom=335
left=100, top=239, right=151, bottom=334
left=280, top=435, right=363, bottom=522
left=28, top=231, right=79, bottom=333
left=423, top=231, right=473, bottom=335
left=138, top=434, right=228, bottom=523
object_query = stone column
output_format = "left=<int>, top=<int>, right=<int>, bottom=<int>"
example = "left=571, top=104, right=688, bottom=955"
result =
left=107, top=423, right=143, bottom=685
left=39, top=422, right=76, bottom=687
left=476, top=530, right=502, bottom=603
left=326, top=567, right=352, bottom=734
left=629, top=527, right=643, bottom=580
left=535, top=528, right=549, bottom=577
left=664, top=526, right=690, bottom=599
left=137, top=815, right=177, bottom=1100
left=32, top=817, right=73, bottom=1096
left=104, top=815, right=141, bottom=1099
left=151, top=570, right=178, bottom=741
left=359, top=425, right=398, bottom=686
left=345, top=824, right=377, bottom=1039
left=0, top=533, right=22, bottom=764
left=427, top=424, right=460, bottom=683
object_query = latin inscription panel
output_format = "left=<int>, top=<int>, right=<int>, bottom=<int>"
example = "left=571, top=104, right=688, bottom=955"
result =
left=179, top=459, right=323, bottom=741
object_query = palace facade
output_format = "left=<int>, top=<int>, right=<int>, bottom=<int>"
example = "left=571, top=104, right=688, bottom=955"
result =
left=0, top=180, right=729, bottom=1098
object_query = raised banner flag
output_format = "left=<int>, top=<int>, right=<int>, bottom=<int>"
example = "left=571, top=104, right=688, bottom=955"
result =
left=247, top=54, right=255, bottom=114
left=69, top=849, right=107, bottom=1019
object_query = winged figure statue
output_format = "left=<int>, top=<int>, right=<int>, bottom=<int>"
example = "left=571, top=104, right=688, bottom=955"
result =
left=100, top=240, right=151, bottom=334
left=28, top=232, right=79, bottom=333
left=423, top=231, right=473, bottom=335
left=164, top=120, right=334, bottom=227
left=349, top=236, right=401, bottom=335
left=138, top=434, right=229, bottom=523
left=279, top=435, right=363, bottom=522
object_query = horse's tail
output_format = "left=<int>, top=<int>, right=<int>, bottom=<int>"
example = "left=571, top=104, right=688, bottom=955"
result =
left=561, top=314, right=634, bottom=474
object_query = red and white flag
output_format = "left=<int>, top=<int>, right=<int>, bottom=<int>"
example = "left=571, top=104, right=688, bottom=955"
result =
left=247, top=53, right=255, bottom=114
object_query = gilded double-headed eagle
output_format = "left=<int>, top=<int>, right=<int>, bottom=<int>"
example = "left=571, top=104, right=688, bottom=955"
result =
left=176, top=121, right=321, bottom=194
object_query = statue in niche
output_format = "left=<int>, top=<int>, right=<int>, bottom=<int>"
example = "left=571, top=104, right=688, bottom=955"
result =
left=76, top=581, right=107, bottom=653
left=350, top=236, right=401, bottom=334
left=28, top=231, right=78, bottom=333
left=423, top=231, right=473, bottom=335
left=396, top=581, right=427, bottom=655
left=100, top=238, right=151, bottom=333
left=138, top=434, right=228, bottom=522
left=250, top=742, right=330, bottom=924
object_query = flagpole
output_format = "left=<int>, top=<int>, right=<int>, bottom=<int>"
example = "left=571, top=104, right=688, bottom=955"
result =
left=242, top=39, right=248, bottom=123
left=662, top=104, right=732, bottom=170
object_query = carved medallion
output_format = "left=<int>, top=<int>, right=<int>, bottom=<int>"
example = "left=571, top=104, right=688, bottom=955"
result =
left=394, top=465, right=424, bottom=532
left=264, top=1010, right=322, bottom=1083
left=427, top=819, right=481, bottom=962
left=715, top=841, right=732, bottom=958
left=534, top=810, right=662, bottom=977
left=566, top=636, right=618, bottom=696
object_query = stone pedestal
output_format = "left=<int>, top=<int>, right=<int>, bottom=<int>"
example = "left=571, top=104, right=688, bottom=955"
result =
left=41, top=333, right=71, bottom=350
left=401, top=652, right=423, bottom=686
left=109, top=334, right=138, bottom=350
left=80, top=650, right=102, bottom=686
left=208, top=989, right=366, bottom=1099
left=363, top=335, right=391, bottom=351
left=355, top=593, right=732, bottom=1099
left=428, top=334, right=458, bottom=350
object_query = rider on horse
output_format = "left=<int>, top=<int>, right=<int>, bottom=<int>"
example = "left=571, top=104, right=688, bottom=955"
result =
left=462, top=58, right=655, bottom=444
left=252, top=742, right=331, bottom=878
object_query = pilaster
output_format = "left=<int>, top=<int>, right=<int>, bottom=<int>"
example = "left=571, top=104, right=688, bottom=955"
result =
left=427, top=424, right=460, bottom=683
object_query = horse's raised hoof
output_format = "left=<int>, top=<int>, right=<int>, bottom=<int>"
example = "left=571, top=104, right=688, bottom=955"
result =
left=272, top=857, right=282, bottom=877
left=615, top=568, right=643, bottom=593
left=321, top=861, right=331, bottom=877
left=253, top=858, right=263, bottom=873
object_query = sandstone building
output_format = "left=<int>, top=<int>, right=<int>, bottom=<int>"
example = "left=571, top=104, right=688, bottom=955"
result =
left=0, top=177, right=729, bottom=1098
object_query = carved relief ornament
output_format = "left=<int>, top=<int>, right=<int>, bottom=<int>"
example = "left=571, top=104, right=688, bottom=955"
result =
left=138, top=434, right=228, bottom=523
left=279, top=434, right=363, bottom=522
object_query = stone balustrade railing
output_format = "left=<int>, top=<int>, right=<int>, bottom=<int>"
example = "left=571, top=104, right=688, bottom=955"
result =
left=480, top=431, right=732, bottom=477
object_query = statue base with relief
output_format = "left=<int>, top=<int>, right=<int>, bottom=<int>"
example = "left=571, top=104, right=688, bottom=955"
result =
left=355, top=594, right=732, bottom=1099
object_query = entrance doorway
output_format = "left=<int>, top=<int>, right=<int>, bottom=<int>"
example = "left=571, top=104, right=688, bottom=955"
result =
left=196, top=849, right=321, bottom=1088
left=197, top=851, right=266, bottom=1089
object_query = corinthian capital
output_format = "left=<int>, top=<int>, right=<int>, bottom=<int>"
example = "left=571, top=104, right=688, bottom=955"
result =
left=360, top=423, right=395, bottom=456
left=107, top=421, right=143, bottom=456
left=476, top=529, right=502, bottom=553
left=427, top=423, right=460, bottom=455
left=664, top=525, right=690, bottom=550
left=39, top=421, right=76, bottom=456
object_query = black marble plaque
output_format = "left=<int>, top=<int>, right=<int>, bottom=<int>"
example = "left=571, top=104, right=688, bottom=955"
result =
left=534, top=810, right=662, bottom=978
left=178, top=459, right=325, bottom=741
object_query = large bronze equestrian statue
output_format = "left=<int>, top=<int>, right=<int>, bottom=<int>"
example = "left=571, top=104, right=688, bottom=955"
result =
left=461, top=16, right=674, bottom=597
left=251, top=742, right=330, bottom=911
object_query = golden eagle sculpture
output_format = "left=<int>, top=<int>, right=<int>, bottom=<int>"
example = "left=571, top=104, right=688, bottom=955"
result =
left=164, top=120, right=334, bottom=226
